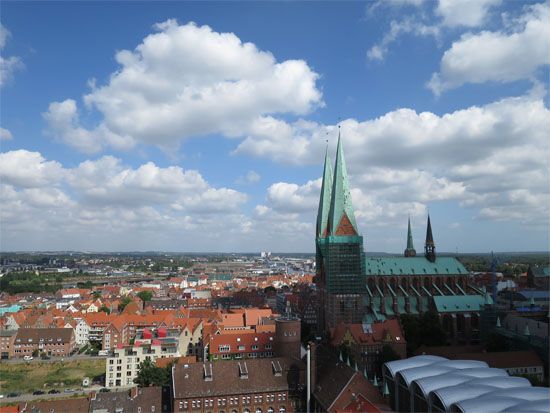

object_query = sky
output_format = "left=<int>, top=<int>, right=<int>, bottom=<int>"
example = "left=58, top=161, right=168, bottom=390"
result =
left=0, top=0, right=549, bottom=253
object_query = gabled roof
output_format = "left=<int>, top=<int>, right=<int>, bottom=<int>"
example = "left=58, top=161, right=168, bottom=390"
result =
left=209, top=330, right=274, bottom=355
left=172, top=357, right=296, bottom=398
left=364, top=256, right=467, bottom=276
left=330, top=319, right=404, bottom=346
left=327, top=135, right=358, bottom=236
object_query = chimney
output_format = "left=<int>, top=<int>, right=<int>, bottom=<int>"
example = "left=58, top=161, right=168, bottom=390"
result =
left=130, top=386, right=139, bottom=399
left=308, top=341, right=317, bottom=394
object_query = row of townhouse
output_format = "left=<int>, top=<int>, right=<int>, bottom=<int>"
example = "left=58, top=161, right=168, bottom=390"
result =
left=1, top=327, right=76, bottom=358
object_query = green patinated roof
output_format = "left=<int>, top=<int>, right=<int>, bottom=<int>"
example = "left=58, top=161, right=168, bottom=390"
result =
left=406, top=217, right=415, bottom=251
left=316, top=148, right=333, bottom=238
left=433, top=295, right=485, bottom=313
left=364, top=256, right=467, bottom=276
left=530, top=265, right=550, bottom=277
left=328, top=135, right=358, bottom=235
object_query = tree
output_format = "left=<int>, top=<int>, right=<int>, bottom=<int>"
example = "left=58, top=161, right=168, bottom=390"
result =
left=401, top=313, right=446, bottom=355
left=99, top=305, right=110, bottom=314
left=92, top=291, right=102, bottom=300
left=137, top=290, right=153, bottom=302
left=263, top=286, right=276, bottom=295
left=486, top=332, right=507, bottom=352
left=118, top=296, right=133, bottom=312
left=134, top=358, right=171, bottom=387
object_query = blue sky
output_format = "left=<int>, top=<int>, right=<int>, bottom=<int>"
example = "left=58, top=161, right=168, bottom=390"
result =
left=1, top=1, right=549, bottom=253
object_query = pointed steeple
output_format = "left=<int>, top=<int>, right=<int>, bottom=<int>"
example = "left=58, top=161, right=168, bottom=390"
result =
left=496, top=316, right=501, bottom=327
left=404, top=217, right=416, bottom=257
left=424, top=214, right=436, bottom=262
left=328, top=134, right=358, bottom=236
left=316, top=147, right=333, bottom=238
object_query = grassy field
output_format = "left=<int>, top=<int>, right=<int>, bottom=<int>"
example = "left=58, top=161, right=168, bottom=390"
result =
left=0, top=359, right=104, bottom=394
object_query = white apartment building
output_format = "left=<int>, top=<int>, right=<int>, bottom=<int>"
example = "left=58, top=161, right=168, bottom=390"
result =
left=105, top=342, right=180, bottom=388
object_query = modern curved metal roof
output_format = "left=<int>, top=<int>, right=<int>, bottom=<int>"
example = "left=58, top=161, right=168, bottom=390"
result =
left=413, top=373, right=476, bottom=399
left=501, top=399, right=550, bottom=413
left=466, top=376, right=531, bottom=389
left=430, top=384, right=499, bottom=411
left=453, top=367, right=508, bottom=378
left=397, top=365, right=456, bottom=387
left=383, top=355, right=446, bottom=378
left=451, top=396, right=526, bottom=413
left=489, top=386, right=550, bottom=400
left=437, top=360, right=488, bottom=369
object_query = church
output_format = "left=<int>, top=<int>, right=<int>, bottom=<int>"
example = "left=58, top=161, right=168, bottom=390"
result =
left=315, top=136, right=489, bottom=345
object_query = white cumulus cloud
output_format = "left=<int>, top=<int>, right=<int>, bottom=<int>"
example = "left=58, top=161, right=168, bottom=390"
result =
left=428, top=2, right=550, bottom=94
left=0, top=24, right=24, bottom=88
left=45, top=20, right=322, bottom=153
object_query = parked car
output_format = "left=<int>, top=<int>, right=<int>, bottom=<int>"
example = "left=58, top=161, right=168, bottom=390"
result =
left=33, top=390, right=45, bottom=395
left=23, top=355, right=33, bottom=361
left=48, top=389, right=60, bottom=394
left=99, top=388, right=110, bottom=393
left=64, top=388, right=75, bottom=393
left=7, top=392, right=20, bottom=398
left=41, top=354, right=51, bottom=360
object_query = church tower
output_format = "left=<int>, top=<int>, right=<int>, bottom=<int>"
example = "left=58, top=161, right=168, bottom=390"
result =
left=424, top=215, right=436, bottom=262
left=404, top=217, right=416, bottom=257
left=315, top=135, right=365, bottom=334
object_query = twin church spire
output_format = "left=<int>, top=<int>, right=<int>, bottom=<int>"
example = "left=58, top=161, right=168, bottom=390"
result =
left=316, top=134, right=359, bottom=238
left=316, top=135, right=437, bottom=261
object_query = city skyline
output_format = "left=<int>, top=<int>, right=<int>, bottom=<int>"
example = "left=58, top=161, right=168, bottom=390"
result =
left=1, top=1, right=549, bottom=253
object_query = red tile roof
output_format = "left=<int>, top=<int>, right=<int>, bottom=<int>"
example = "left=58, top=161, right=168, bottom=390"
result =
left=209, top=330, right=274, bottom=355
left=331, top=319, right=405, bottom=346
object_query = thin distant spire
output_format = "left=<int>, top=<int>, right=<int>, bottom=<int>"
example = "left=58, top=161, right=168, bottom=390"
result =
left=404, top=216, right=416, bottom=257
left=425, top=214, right=436, bottom=262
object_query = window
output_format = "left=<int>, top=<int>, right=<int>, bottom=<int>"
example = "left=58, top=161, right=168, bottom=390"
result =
left=251, top=345, right=258, bottom=350
left=279, top=408, right=286, bottom=413
left=219, top=345, right=231, bottom=353
left=238, top=345, right=245, bottom=351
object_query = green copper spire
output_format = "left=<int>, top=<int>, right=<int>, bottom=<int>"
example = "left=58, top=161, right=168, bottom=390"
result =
left=316, top=147, right=333, bottom=238
left=328, top=134, right=358, bottom=235
left=404, top=217, right=416, bottom=257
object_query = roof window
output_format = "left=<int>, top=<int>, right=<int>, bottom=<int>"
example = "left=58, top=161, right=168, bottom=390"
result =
left=238, top=362, right=249, bottom=379
left=204, top=363, right=213, bottom=381
left=272, top=360, right=283, bottom=376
